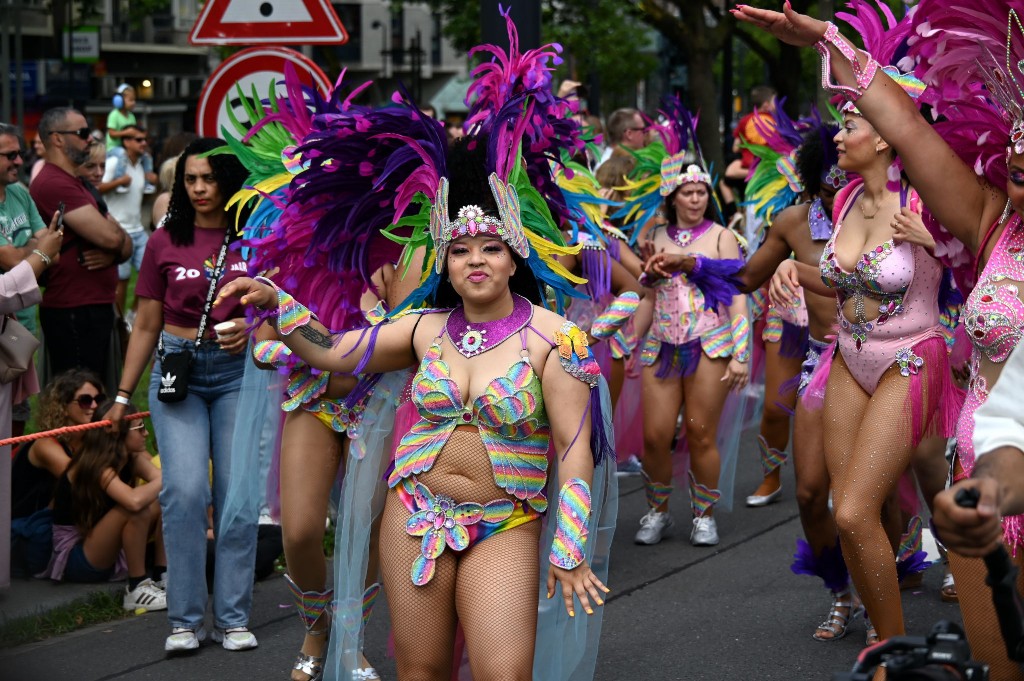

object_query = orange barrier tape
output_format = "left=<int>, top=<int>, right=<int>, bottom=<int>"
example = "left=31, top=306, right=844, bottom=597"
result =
left=0, top=411, right=150, bottom=448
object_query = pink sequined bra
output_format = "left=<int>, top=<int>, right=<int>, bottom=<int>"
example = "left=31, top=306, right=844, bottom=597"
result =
left=963, top=215, right=1024, bottom=363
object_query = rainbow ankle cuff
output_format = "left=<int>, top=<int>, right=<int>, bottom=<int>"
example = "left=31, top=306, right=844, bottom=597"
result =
left=642, top=470, right=672, bottom=509
left=757, top=435, right=787, bottom=477
left=688, top=472, right=720, bottom=518
left=283, top=574, right=333, bottom=632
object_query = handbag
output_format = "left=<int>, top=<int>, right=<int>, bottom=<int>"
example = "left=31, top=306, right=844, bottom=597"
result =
left=157, top=230, right=232, bottom=403
left=0, top=314, right=40, bottom=384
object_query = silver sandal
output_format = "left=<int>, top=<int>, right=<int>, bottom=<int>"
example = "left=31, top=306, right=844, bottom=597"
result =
left=284, top=575, right=332, bottom=681
left=812, top=589, right=864, bottom=642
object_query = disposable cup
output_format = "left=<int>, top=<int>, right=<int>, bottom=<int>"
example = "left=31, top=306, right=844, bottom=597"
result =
left=214, top=321, right=236, bottom=339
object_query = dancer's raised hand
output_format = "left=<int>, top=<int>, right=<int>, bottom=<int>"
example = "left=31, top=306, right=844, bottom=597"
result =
left=731, top=2, right=828, bottom=47
left=215, top=276, right=276, bottom=311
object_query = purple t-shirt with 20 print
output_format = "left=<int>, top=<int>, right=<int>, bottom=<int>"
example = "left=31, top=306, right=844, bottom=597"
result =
left=135, top=225, right=247, bottom=331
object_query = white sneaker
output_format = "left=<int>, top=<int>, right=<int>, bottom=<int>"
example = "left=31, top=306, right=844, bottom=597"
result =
left=144, top=183, right=157, bottom=194
left=634, top=509, right=674, bottom=545
left=690, top=516, right=720, bottom=546
left=165, top=626, right=207, bottom=652
left=212, top=626, right=258, bottom=651
left=615, top=455, right=643, bottom=477
left=123, top=578, right=167, bottom=612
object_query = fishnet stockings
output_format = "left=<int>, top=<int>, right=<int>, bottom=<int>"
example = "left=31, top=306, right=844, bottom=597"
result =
left=380, top=429, right=539, bottom=680
left=948, top=456, right=1024, bottom=681
left=824, top=355, right=919, bottom=641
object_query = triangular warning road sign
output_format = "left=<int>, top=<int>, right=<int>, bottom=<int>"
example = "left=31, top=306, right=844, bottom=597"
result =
left=189, top=0, right=349, bottom=46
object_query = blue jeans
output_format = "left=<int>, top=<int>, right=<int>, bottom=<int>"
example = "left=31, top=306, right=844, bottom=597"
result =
left=117, top=229, right=149, bottom=281
left=149, top=332, right=256, bottom=630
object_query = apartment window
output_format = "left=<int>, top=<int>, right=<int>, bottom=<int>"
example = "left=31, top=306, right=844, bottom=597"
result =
left=331, top=4, right=361, bottom=62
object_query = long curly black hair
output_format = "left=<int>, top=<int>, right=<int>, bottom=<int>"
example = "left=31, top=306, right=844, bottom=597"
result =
left=432, top=136, right=542, bottom=307
left=796, top=124, right=840, bottom=199
left=163, top=137, right=249, bottom=247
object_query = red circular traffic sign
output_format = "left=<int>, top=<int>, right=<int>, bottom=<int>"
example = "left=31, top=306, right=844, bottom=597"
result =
left=196, top=46, right=331, bottom=138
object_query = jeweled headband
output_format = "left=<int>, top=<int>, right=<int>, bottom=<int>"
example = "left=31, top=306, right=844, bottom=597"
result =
left=430, top=173, right=532, bottom=274
left=660, top=156, right=712, bottom=197
left=822, top=165, right=849, bottom=191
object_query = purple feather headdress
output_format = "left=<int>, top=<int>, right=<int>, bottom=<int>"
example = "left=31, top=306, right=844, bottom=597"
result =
left=463, top=7, right=587, bottom=228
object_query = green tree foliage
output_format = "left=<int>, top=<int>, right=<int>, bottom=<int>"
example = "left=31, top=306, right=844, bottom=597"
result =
left=415, top=0, right=657, bottom=111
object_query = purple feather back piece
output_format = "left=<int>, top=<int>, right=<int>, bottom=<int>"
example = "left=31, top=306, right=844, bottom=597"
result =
left=464, top=8, right=585, bottom=228
left=689, top=257, right=745, bottom=312
left=791, top=539, right=850, bottom=593
left=896, top=551, right=932, bottom=582
left=651, top=96, right=698, bottom=158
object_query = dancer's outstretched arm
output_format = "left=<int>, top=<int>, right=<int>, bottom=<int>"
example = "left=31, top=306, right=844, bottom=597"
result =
left=216, top=276, right=419, bottom=375
left=732, top=3, right=1007, bottom=252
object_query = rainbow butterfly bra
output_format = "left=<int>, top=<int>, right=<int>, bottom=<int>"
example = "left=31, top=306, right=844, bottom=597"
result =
left=389, top=332, right=551, bottom=513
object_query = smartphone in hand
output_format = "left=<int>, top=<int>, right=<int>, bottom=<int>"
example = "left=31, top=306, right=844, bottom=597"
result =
left=56, top=201, right=65, bottom=231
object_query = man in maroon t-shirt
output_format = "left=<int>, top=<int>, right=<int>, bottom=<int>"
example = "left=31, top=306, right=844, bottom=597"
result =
left=30, top=107, right=132, bottom=387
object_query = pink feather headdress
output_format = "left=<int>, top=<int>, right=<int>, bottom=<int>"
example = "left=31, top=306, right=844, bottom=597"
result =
left=908, top=1, right=1024, bottom=188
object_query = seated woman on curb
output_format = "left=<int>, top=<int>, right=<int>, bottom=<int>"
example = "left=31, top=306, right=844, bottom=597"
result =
left=39, top=400, right=166, bottom=612
left=12, top=369, right=105, bottom=527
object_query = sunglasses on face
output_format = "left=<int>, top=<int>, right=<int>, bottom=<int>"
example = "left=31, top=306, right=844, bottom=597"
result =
left=1, top=150, right=22, bottom=161
left=52, top=128, right=92, bottom=141
left=128, top=137, right=147, bottom=143
left=128, top=422, right=147, bottom=432
left=71, top=393, right=106, bottom=408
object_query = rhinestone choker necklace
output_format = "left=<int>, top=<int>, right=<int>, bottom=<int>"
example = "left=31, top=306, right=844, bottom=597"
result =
left=446, top=294, right=534, bottom=358
left=666, top=219, right=713, bottom=249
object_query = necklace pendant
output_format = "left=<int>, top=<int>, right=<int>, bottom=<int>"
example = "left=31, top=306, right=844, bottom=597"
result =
left=460, top=329, right=486, bottom=356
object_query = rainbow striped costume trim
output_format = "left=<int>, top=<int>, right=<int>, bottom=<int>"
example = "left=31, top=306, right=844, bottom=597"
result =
left=283, top=574, right=333, bottom=631
left=549, top=478, right=592, bottom=570
left=642, top=470, right=672, bottom=509
left=756, top=434, right=788, bottom=477
left=399, top=478, right=540, bottom=586
left=688, top=472, right=721, bottom=518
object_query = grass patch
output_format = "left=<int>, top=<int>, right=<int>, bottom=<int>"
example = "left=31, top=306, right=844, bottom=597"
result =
left=0, top=588, right=130, bottom=648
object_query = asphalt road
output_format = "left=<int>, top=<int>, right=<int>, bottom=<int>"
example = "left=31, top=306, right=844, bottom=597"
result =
left=0, top=429, right=963, bottom=681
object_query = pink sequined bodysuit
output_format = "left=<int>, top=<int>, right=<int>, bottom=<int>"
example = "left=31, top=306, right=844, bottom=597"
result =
left=955, top=216, right=1024, bottom=503
left=820, top=186, right=944, bottom=393
left=648, top=275, right=727, bottom=349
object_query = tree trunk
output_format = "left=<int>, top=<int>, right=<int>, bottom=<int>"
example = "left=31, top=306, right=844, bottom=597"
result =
left=687, top=47, right=724, bottom=174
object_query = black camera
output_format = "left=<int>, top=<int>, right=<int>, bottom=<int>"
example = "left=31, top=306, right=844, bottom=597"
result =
left=832, top=621, right=988, bottom=681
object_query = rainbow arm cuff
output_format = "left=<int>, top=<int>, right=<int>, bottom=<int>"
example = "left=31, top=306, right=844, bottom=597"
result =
left=814, top=22, right=879, bottom=102
left=730, top=314, right=752, bottom=364
left=254, top=276, right=314, bottom=336
left=549, top=478, right=592, bottom=570
left=590, top=291, right=640, bottom=340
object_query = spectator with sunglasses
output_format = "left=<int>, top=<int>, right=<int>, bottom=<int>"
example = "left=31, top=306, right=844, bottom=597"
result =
left=0, top=123, right=59, bottom=438
left=10, top=370, right=103, bottom=577
left=38, top=398, right=166, bottom=613
left=30, top=108, right=133, bottom=390
left=597, top=107, right=650, bottom=168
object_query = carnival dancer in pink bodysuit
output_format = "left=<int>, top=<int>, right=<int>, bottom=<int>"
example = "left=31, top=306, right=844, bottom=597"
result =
left=734, top=4, right=966, bottom=654
left=735, top=4, right=1024, bottom=677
